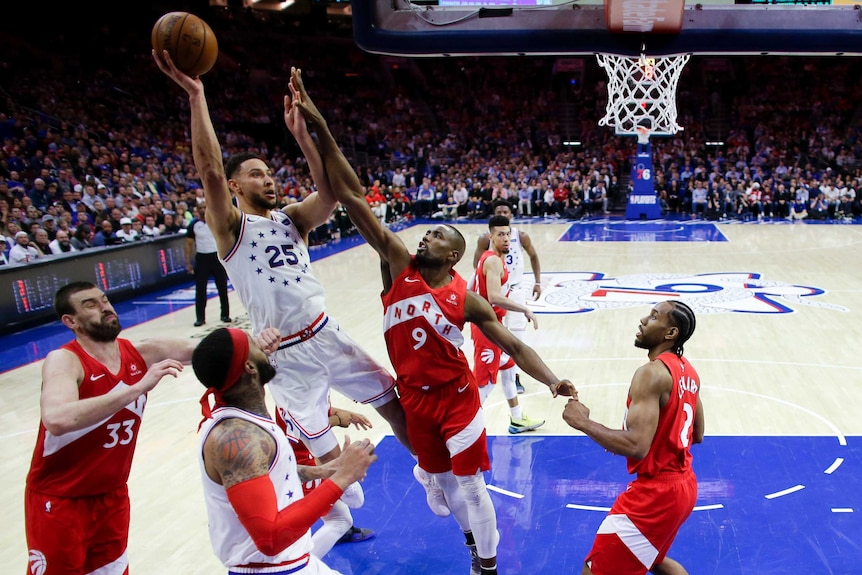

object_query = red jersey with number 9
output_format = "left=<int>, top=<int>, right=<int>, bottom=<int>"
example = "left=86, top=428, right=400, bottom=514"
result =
left=381, top=257, right=474, bottom=391
left=26, top=339, right=148, bottom=497
left=625, top=351, right=700, bottom=478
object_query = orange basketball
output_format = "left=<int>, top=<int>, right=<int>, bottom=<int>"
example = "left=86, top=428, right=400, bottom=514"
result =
left=151, top=12, right=218, bottom=77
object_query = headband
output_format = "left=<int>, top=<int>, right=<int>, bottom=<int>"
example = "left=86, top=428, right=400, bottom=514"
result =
left=198, top=328, right=250, bottom=430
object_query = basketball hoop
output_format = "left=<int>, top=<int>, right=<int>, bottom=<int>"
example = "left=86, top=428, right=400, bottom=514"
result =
left=597, top=52, right=691, bottom=137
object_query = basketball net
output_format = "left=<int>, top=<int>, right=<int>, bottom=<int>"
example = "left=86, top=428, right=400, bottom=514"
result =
left=597, top=52, right=691, bottom=138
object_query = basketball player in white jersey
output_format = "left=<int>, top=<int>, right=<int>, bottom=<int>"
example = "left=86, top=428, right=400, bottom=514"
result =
left=193, top=327, right=377, bottom=575
left=154, top=56, right=411, bottom=522
left=472, top=199, right=543, bottom=394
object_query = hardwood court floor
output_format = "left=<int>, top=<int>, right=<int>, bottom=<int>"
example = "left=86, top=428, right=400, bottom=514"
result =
left=2, top=218, right=861, bottom=573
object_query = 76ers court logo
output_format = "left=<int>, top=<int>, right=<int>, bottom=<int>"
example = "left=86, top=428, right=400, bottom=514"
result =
left=524, top=272, right=846, bottom=314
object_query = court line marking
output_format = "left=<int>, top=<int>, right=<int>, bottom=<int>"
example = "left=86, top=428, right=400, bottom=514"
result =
left=765, top=485, right=805, bottom=499
left=824, top=458, right=844, bottom=474
left=831, top=508, right=854, bottom=513
left=566, top=504, right=610, bottom=512
left=487, top=485, right=525, bottom=499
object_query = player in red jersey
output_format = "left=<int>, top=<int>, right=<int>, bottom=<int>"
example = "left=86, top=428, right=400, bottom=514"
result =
left=293, top=75, right=576, bottom=575
left=563, top=300, right=704, bottom=575
left=471, top=214, right=544, bottom=434
left=24, top=281, right=195, bottom=575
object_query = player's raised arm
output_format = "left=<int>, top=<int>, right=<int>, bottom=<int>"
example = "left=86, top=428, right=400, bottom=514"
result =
left=282, top=67, right=337, bottom=238
left=153, top=50, right=240, bottom=254
left=291, top=69, right=410, bottom=275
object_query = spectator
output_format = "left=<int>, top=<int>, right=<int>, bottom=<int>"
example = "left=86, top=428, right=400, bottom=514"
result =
left=9, top=230, right=41, bottom=264
left=71, top=223, right=93, bottom=251
left=809, top=193, right=829, bottom=220
left=93, top=219, right=118, bottom=247
left=790, top=197, right=808, bottom=221
left=690, top=180, right=708, bottom=218
left=115, top=217, right=140, bottom=242
left=29, top=178, right=52, bottom=211
left=141, top=215, right=161, bottom=239
left=161, top=212, right=182, bottom=234
left=40, top=214, right=58, bottom=241
left=413, top=177, right=436, bottom=218
left=48, top=230, right=77, bottom=254
left=32, top=228, right=51, bottom=256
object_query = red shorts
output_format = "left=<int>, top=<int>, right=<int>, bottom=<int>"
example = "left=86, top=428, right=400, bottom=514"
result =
left=586, top=472, right=697, bottom=575
left=470, top=324, right=515, bottom=387
left=25, top=485, right=130, bottom=575
left=398, top=378, right=490, bottom=476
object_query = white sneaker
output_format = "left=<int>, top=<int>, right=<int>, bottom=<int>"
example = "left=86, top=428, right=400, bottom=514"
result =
left=413, top=464, right=451, bottom=517
left=341, top=481, right=364, bottom=509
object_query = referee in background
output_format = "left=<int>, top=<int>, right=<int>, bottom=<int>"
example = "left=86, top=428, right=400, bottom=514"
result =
left=186, top=202, right=231, bottom=327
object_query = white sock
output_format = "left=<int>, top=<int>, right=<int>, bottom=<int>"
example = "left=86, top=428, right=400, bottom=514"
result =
left=510, top=404, right=523, bottom=421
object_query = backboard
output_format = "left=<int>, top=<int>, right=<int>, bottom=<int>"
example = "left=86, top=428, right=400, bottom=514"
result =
left=352, top=1, right=862, bottom=58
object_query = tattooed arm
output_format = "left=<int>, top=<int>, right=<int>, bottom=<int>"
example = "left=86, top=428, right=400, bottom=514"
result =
left=203, top=417, right=275, bottom=488
left=201, top=417, right=376, bottom=556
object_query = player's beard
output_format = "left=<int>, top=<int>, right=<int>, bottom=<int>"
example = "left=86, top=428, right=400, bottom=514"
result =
left=257, top=358, right=277, bottom=386
left=248, top=190, right=277, bottom=212
left=85, top=314, right=122, bottom=342
left=415, top=250, right=440, bottom=267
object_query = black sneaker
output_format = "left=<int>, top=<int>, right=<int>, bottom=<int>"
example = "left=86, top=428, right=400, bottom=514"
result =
left=221, top=316, right=232, bottom=323
left=467, top=543, right=481, bottom=575
left=194, top=320, right=205, bottom=327
left=515, top=374, right=525, bottom=394
left=336, top=526, right=375, bottom=544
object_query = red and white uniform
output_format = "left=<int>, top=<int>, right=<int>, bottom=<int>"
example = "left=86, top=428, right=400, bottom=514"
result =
left=470, top=250, right=515, bottom=387
left=381, top=257, right=489, bottom=475
left=199, top=406, right=329, bottom=574
left=25, top=338, right=148, bottom=575
left=586, top=352, right=700, bottom=575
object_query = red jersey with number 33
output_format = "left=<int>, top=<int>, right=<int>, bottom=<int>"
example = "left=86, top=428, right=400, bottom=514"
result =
left=26, top=338, right=148, bottom=497
left=625, top=351, right=700, bottom=478
left=381, top=257, right=474, bottom=391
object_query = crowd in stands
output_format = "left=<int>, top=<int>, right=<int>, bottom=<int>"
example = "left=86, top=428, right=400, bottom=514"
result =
left=2, top=4, right=861, bottom=265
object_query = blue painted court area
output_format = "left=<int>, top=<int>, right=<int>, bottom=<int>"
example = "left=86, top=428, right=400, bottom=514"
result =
left=326, top=435, right=862, bottom=575
left=560, top=220, right=729, bottom=242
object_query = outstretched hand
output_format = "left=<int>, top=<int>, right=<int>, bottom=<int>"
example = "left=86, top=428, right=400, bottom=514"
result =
left=332, top=408, right=373, bottom=430
left=135, top=358, right=185, bottom=394
left=152, top=50, right=203, bottom=96
left=550, top=379, right=577, bottom=398
left=288, top=67, right=327, bottom=130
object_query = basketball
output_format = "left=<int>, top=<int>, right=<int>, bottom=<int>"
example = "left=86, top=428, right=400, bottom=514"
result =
left=151, top=12, right=218, bottom=77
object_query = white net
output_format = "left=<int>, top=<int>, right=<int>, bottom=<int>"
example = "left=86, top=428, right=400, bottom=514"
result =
left=597, top=53, right=691, bottom=137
